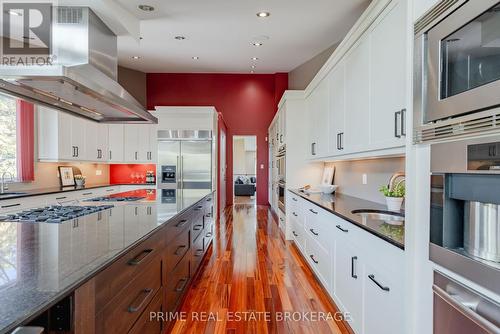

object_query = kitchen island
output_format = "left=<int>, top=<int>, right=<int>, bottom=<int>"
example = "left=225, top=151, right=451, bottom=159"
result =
left=0, top=188, right=214, bottom=333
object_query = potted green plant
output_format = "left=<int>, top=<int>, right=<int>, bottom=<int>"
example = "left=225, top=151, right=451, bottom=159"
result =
left=379, top=181, right=405, bottom=212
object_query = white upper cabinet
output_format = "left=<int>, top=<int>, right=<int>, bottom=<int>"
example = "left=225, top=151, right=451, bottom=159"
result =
left=369, top=0, right=407, bottom=150
left=123, top=124, right=157, bottom=163
left=328, top=61, right=346, bottom=156
left=84, top=121, right=108, bottom=162
left=108, top=124, right=124, bottom=162
left=344, top=36, right=370, bottom=154
left=123, top=125, right=140, bottom=162
left=307, top=77, right=330, bottom=158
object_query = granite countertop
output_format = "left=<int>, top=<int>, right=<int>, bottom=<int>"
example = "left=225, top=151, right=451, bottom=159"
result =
left=0, top=183, right=156, bottom=201
left=289, top=189, right=405, bottom=249
left=0, top=188, right=212, bottom=333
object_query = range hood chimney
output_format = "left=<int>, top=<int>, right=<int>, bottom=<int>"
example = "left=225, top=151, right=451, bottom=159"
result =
left=0, top=7, right=157, bottom=123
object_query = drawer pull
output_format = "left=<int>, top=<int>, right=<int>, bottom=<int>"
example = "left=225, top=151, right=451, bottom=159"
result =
left=174, top=245, right=187, bottom=255
left=55, top=196, right=67, bottom=200
left=194, top=205, right=203, bottom=211
left=292, top=212, right=298, bottom=217
left=193, top=224, right=203, bottom=231
left=82, top=192, right=93, bottom=195
left=351, top=256, right=358, bottom=279
left=368, top=274, right=390, bottom=292
left=106, top=189, right=115, bottom=192
left=292, top=197, right=298, bottom=202
left=1, top=203, right=20, bottom=208
left=128, top=249, right=153, bottom=266
left=127, top=288, right=153, bottom=313
left=336, top=225, right=348, bottom=233
left=309, top=228, right=319, bottom=236
left=309, top=209, right=318, bottom=214
left=175, top=278, right=189, bottom=292
left=195, top=249, right=204, bottom=257
left=310, top=255, right=319, bottom=264
left=175, top=219, right=188, bottom=228
left=205, top=232, right=213, bottom=238
left=206, top=198, right=212, bottom=202
left=292, top=231, right=298, bottom=237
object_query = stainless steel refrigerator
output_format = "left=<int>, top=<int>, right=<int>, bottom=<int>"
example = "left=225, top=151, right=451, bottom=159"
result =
left=157, top=130, right=212, bottom=190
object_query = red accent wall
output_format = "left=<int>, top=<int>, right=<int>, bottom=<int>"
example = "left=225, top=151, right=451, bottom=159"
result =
left=147, top=73, right=288, bottom=206
left=109, top=164, right=156, bottom=184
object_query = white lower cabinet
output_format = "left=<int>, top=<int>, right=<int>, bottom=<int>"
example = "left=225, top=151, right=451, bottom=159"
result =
left=287, top=191, right=405, bottom=334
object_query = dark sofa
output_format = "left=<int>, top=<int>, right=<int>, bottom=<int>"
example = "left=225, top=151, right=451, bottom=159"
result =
left=234, top=176, right=256, bottom=196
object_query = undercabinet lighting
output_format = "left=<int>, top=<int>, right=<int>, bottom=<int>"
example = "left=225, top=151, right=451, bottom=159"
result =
left=256, top=11, right=270, bottom=18
left=174, top=36, right=187, bottom=40
left=138, top=5, right=155, bottom=12
left=81, top=106, right=102, bottom=116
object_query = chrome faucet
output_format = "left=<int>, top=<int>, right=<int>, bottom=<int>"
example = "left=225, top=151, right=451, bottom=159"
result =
left=1, top=171, right=14, bottom=194
left=388, top=172, right=405, bottom=192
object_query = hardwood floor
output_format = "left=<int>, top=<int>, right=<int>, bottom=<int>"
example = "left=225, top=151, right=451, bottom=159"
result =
left=169, top=204, right=350, bottom=334
left=233, top=196, right=256, bottom=204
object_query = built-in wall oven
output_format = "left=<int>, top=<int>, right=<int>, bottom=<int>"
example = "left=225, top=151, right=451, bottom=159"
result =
left=277, top=180, right=285, bottom=213
left=276, top=146, right=286, bottom=182
left=430, top=135, right=500, bottom=297
left=417, top=0, right=500, bottom=124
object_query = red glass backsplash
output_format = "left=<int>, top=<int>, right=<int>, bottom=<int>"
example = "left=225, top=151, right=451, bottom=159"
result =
left=109, top=164, right=156, bottom=184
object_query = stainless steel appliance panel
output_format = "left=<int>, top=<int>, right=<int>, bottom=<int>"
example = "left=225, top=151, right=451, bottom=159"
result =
left=181, top=141, right=212, bottom=189
left=425, top=0, right=500, bottom=123
left=464, top=201, right=500, bottom=262
left=433, top=271, right=500, bottom=334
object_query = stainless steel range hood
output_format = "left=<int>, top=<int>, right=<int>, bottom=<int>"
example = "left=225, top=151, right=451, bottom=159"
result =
left=0, top=7, right=157, bottom=124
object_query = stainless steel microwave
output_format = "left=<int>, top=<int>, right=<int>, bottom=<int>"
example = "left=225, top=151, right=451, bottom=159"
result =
left=423, top=0, right=500, bottom=123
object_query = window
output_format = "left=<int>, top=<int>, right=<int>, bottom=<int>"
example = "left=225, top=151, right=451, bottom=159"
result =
left=0, top=93, right=17, bottom=179
left=0, top=92, right=34, bottom=182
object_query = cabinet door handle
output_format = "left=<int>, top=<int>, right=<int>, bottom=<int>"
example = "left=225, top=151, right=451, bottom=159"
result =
left=193, top=224, right=203, bottom=231
left=174, top=245, right=187, bottom=255
left=368, top=274, right=390, bottom=291
left=106, top=189, right=114, bottom=192
left=394, top=111, right=402, bottom=138
left=195, top=249, right=204, bottom=257
left=175, top=278, right=189, bottom=292
left=76, top=146, right=79, bottom=157
left=72, top=146, right=76, bottom=157
left=109, top=150, right=112, bottom=160
left=127, top=288, right=153, bottom=313
left=55, top=196, right=67, bottom=200
left=82, top=192, right=92, bottom=195
left=135, top=151, right=138, bottom=160
left=134, top=207, right=138, bottom=215
left=280, top=134, right=283, bottom=143
left=292, top=212, right=298, bottom=217
left=340, top=132, right=344, bottom=150
left=336, top=225, right=348, bottom=233
left=401, top=108, right=406, bottom=136
left=194, top=205, right=203, bottom=211
left=205, top=232, right=213, bottom=238
left=309, top=228, right=319, bottom=236
left=1, top=203, right=20, bottom=209
left=292, top=231, right=298, bottom=237
left=128, top=249, right=153, bottom=265
left=310, top=254, right=319, bottom=264
left=351, top=256, right=358, bottom=279
left=175, top=219, right=188, bottom=228
left=309, top=209, right=318, bottom=214
left=311, top=142, right=316, bottom=156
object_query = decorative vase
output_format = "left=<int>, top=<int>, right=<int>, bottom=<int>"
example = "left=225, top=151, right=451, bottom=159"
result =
left=385, top=196, right=403, bottom=212
left=75, top=179, right=85, bottom=187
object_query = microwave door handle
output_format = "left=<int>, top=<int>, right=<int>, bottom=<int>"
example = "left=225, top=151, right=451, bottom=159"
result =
left=432, top=285, right=500, bottom=334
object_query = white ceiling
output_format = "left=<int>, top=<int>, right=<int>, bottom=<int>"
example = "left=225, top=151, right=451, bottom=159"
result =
left=115, top=0, right=370, bottom=73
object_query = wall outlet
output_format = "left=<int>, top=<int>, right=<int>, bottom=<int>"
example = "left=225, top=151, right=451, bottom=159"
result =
left=362, top=173, right=367, bottom=185
left=96, top=170, right=102, bottom=176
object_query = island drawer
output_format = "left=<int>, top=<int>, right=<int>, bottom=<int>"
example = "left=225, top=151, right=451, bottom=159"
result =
left=191, top=231, right=205, bottom=269
left=165, top=255, right=190, bottom=312
left=191, top=210, right=204, bottom=243
left=128, top=288, right=164, bottom=334
left=96, top=254, right=162, bottom=334
left=94, top=229, right=165, bottom=313
left=165, top=210, right=194, bottom=243
left=165, top=226, right=190, bottom=274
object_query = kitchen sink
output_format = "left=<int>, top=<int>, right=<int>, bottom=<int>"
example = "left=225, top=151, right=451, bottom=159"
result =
left=0, top=192, right=27, bottom=197
left=351, top=209, right=405, bottom=225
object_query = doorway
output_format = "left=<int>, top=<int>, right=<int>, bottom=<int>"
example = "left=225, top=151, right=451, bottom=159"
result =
left=232, top=135, right=257, bottom=205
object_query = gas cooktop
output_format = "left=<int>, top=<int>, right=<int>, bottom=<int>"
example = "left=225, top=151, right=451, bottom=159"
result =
left=85, top=196, right=145, bottom=202
left=0, top=205, right=114, bottom=223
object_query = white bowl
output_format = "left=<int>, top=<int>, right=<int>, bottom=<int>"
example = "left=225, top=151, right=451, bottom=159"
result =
left=319, top=184, right=338, bottom=194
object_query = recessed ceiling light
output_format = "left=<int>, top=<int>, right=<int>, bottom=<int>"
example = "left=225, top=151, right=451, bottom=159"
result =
left=192, top=56, right=199, bottom=60
left=7, top=10, right=22, bottom=16
left=251, top=65, right=256, bottom=69
left=138, top=4, right=155, bottom=11
left=251, top=57, right=259, bottom=61
left=251, top=71, right=255, bottom=74
left=132, top=56, right=141, bottom=60
left=256, top=11, right=270, bottom=18
left=252, top=42, right=263, bottom=47
left=174, top=36, right=187, bottom=40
